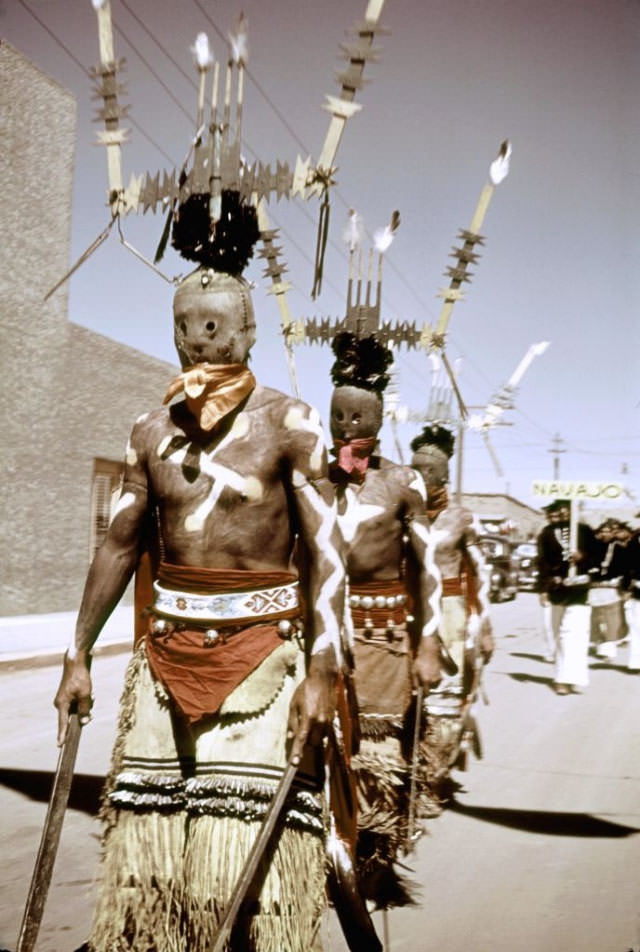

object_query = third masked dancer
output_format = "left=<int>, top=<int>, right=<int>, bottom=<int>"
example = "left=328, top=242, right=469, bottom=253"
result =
left=409, top=424, right=494, bottom=800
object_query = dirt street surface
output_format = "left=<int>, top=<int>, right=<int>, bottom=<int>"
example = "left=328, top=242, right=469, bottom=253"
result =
left=1, top=593, right=639, bottom=952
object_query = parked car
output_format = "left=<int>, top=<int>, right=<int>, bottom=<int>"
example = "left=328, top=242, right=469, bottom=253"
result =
left=513, top=542, right=539, bottom=591
left=478, top=534, right=519, bottom=602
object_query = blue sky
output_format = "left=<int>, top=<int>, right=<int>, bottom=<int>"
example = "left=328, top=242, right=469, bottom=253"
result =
left=4, top=0, right=639, bottom=512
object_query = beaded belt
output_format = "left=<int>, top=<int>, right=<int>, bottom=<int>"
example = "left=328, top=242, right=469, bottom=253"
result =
left=153, top=579, right=299, bottom=624
left=590, top=577, right=622, bottom=589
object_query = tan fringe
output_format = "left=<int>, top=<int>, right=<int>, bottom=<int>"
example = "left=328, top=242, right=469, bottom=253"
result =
left=99, top=643, right=150, bottom=831
left=89, top=809, right=187, bottom=952
left=351, top=736, right=417, bottom=906
left=183, top=814, right=326, bottom=952
left=421, top=714, right=464, bottom=795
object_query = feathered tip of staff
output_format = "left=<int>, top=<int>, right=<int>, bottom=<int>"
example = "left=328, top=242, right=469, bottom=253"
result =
left=342, top=208, right=363, bottom=251
left=229, top=12, right=249, bottom=65
left=192, top=32, right=213, bottom=70
left=374, top=209, right=401, bottom=254
left=489, top=139, right=512, bottom=186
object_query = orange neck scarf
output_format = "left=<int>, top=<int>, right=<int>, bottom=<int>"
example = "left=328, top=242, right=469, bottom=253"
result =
left=426, top=486, right=449, bottom=522
left=163, top=362, right=256, bottom=431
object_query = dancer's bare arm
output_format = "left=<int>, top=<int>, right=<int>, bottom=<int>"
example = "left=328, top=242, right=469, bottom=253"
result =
left=283, top=404, right=344, bottom=760
left=54, top=422, right=150, bottom=744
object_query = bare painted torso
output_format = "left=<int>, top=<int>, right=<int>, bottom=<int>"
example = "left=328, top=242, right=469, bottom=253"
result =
left=125, top=385, right=326, bottom=571
left=426, top=504, right=477, bottom=580
left=331, top=458, right=425, bottom=583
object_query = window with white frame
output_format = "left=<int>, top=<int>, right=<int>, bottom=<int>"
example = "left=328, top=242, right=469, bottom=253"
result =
left=89, top=459, right=124, bottom=560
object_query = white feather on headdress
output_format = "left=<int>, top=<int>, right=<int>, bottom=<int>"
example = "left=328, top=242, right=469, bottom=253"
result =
left=373, top=209, right=400, bottom=253
left=229, top=13, right=249, bottom=65
left=192, top=32, right=213, bottom=69
left=489, top=140, right=512, bottom=186
left=342, top=209, right=363, bottom=251
left=91, top=0, right=107, bottom=8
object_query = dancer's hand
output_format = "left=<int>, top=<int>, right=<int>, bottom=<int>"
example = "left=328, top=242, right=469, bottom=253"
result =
left=54, top=651, right=93, bottom=746
left=286, top=650, right=337, bottom=764
left=414, top=636, right=442, bottom=693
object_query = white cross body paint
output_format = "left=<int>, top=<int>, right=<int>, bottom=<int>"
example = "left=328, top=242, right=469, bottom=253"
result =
left=157, top=414, right=263, bottom=532
left=337, top=487, right=385, bottom=545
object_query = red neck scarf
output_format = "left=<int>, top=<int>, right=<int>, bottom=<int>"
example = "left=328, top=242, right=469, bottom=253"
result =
left=163, top=362, right=256, bottom=431
left=333, top=438, right=377, bottom=482
left=426, top=486, right=449, bottom=522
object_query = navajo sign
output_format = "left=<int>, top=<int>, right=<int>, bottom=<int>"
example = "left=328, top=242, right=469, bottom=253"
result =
left=532, top=481, right=625, bottom=501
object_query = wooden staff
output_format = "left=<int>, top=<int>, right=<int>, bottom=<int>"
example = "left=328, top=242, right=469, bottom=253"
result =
left=211, top=759, right=299, bottom=952
left=405, top=684, right=423, bottom=852
left=16, top=715, right=85, bottom=952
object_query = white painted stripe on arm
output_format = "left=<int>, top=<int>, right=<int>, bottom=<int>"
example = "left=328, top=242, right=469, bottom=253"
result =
left=412, top=519, right=444, bottom=639
left=293, top=469, right=343, bottom=661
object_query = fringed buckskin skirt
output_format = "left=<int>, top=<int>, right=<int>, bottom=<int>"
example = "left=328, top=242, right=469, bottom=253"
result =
left=89, top=640, right=327, bottom=952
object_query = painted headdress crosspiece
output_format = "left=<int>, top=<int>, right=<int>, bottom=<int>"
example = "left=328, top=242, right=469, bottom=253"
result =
left=251, top=0, right=390, bottom=374
left=297, top=141, right=512, bottom=361
left=382, top=140, right=513, bottom=461
left=46, top=0, right=389, bottom=305
left=419, top=139, right=512, bottom=352
left=293, top=208, right=422, bottom=350
left=95, top=2, right=388, bottom=232
left=403, top=139, right=513, bottom=418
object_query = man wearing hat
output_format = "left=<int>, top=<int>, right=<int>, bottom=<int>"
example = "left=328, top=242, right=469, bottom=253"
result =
left=537, top=499, right=599, bottom=694
left=589, top=519, right=628, bottom=660
left=538, top=505, right=559, bottom=662
left=620, top=521, right=640, bottom=671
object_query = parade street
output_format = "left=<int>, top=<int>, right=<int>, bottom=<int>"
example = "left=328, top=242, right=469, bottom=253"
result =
left=1, top=593, right=639, bottom=952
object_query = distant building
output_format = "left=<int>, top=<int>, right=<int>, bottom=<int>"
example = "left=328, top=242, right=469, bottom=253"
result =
left=0, top=42, right=176, bottom=615
left=461, top=492, right=545, bottom=541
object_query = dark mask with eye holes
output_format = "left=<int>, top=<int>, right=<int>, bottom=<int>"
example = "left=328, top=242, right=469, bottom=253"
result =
left=172, top=268, right=256, bottom=368
left=411, top=445, right=450, bottom=491
left=330, top=385, right=383, bottom=446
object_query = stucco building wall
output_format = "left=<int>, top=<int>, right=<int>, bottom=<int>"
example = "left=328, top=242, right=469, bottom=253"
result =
left=0, top=42, right=176, bottom=614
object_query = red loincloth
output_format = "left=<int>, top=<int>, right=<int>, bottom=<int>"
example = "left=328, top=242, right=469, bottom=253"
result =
left=145, top=563, right=299, bottom=724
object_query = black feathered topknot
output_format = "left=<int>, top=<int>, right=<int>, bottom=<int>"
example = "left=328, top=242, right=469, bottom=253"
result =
left=330, top=331, right=393, bottom=394
left=171, top=190, right=260, bottom=275
left=410, top=424, right=455, bottom=458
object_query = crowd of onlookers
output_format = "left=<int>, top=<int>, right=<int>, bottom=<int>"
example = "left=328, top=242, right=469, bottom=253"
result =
left=535, top=501, right=639, bottom=694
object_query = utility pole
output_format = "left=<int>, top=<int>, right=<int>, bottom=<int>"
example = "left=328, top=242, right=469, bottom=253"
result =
left=549, top=432, right=566, bottom=480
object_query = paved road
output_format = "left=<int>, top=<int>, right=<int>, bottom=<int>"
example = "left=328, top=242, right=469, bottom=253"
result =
left=1, top=593, right=639, bottom=952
